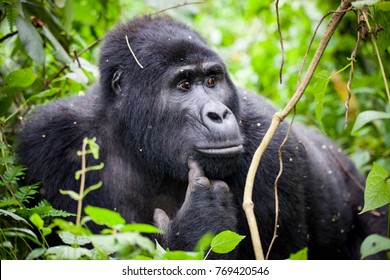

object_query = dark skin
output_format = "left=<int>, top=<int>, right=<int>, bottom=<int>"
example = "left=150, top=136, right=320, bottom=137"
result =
left=17, top=15, right=387, bottom=259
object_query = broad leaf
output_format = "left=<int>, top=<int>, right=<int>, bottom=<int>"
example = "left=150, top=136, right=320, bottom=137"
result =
left=312, top=70, right=331, bottom=130
left=4, top=68, right=36, bottom=88
left=361, top=234, right=390, bottom=259
left=360, top=163, right=390, bottom=213
left=84, top=206, right=125, bottom=227
left=352, top=110, right=390, bottom=134
left=121, top=223, right=162, bottom=234
left=15, top=16, right=45, bottom=66
left=46, top=245, right=92, bottom=260
left=210, top=230, right=245, bottom=254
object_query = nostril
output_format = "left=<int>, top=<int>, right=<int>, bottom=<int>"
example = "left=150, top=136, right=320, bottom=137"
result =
left=222, top=110, right=230, bottom=119
left=207, top=112, right=222, bottom=123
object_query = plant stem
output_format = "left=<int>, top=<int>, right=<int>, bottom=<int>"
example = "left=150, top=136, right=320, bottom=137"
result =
left=76, top=138, right=88, bottom=226
left=361, top=10, right=390, bottom=101
left=242, top=0, right=352, bottom=260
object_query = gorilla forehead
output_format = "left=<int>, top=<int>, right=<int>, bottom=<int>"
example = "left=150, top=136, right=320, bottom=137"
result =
left=100, top=16, right=222, bottom=72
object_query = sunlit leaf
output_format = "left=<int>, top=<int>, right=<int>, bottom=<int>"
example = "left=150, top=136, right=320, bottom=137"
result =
left=4, top=68, right=36, bottom=88
left=360, top=163, right=390, bottom=213
left=84, top=206, right=125, bottom=227
left=29, top=213, right=44, bottom=229
left=210, top=230, right=245, bottom=254
left=121, top=223, right=162, bottom=234
left=59, top=189, right=81, bottom=200
left=312, top=70, right=331, bottom=130
left=289, top=247, right=308, bottom=260
left=360, top=234, right=390, bottom=259
left=162, top=250, right=203, bottom=260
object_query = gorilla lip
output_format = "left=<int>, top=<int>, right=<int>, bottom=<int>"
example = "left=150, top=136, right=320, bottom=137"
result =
left=194, top=144, right=244, bottom=156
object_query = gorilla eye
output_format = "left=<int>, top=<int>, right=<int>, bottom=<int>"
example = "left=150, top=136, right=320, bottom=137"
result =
left=178, top=81, right=191, bottom=91
left=206, top=77, right=216, bottom=87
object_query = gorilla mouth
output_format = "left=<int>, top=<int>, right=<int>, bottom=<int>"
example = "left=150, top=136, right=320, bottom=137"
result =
left=194, top=144, right=244, bottom=156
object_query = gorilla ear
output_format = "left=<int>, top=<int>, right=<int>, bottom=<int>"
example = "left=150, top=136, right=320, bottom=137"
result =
left=111, top=69, right=123, bottom=94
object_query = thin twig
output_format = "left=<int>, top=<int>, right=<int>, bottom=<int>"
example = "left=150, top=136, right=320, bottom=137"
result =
left=266, top=108, right=296, bottom=259
left=275, top=0, right=284, bottom=84
left=242, top=0, right=353, bottom=260
left=76, top=138, right=88, bottom=227
left=345, top=26, right=360, bottom=128
left=0, top=31, right=18, bottom=43
left=125, top=35, right=144, bottom=69
left=361, top=10, right=390, bottom=101
left=297, top=11, right=333, bottom=85
left=152, top=1, right=204, bottom=15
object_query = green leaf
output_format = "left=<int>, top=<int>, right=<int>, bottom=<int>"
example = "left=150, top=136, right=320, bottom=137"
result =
left=84, top=206, right=125, bottom=227
left=154, top=240, right=166, bottom=260
left=27, top=88, right=61, bottom=103
left=121, top=223, right=162, bottom=234
left=75, top=164, right=104, bottom=180
left=352, top=110, right=390, bottom=134
left=210, top=230, right=245, bottom=254
left=58, top=231, right=90, bottom=246
left=312, top=70, right=331, bottom=130
left=288, top=247, right=308, bottom=260
left=46, top=245, right=92, bottom=260
left=373, top=8, right=390, bottom=51
left=87, top=137, right=100, bottom=160
left=26, top=247, right=47, bottom=260
left=15, top=16, right=45, bottom=67
left=2, top=165, right=25, bottom=185
left=360, top=234, right=390, bottom=259
left=3, top=228, right=41, bottom=245
left=82, top=181, right=103, bottom=198
left=89, top=232, right=155, bottom=256
left=41, top=25, right=72, bottom=65
left=162, top=250, right=203, bottom=260
left=29, top=213, right=44, bottom=229
left=0, top=209, right=30, bottom=225
left=195, top=232, right=214, bottom=252
left=4, top=68, right=37, bottom=88
left=59, top=189, right=81, bottom=200
left=352, top=0, right=381, bottom=9
left=52, top=219, right=91, bottom=236
left=360, top=163, right=390, bottom=213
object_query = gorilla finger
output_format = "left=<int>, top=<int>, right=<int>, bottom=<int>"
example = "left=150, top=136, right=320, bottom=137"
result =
left=211, top=180, right=230, bottom=194
left=153, top=208, right=170, bottom=232
left=188, top=157, right=205, bottom=181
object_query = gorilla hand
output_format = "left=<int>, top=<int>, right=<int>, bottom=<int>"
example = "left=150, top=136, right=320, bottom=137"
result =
left=154, top=158, right=237, bottom=254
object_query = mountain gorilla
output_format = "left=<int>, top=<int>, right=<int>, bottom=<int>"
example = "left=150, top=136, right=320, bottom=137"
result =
left=17, top=16, right=386, bottom=259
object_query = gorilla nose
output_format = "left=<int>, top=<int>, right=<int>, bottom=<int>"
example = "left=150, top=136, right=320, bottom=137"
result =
left=201, top=102, right=239, bottom=135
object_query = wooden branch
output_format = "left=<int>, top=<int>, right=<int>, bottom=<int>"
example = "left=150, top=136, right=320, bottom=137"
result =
left=242, top=0, right=353, bottom=260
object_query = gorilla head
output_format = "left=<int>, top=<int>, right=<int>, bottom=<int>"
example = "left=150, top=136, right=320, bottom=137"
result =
left=98, top=16, right=244, bottom=181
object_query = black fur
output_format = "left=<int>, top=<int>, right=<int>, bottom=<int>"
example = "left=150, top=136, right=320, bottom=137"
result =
left=17, top=16, right=386, bottom=259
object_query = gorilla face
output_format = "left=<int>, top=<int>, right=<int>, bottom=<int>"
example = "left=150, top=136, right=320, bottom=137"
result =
left=100, top=16, right=244, bottom=180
